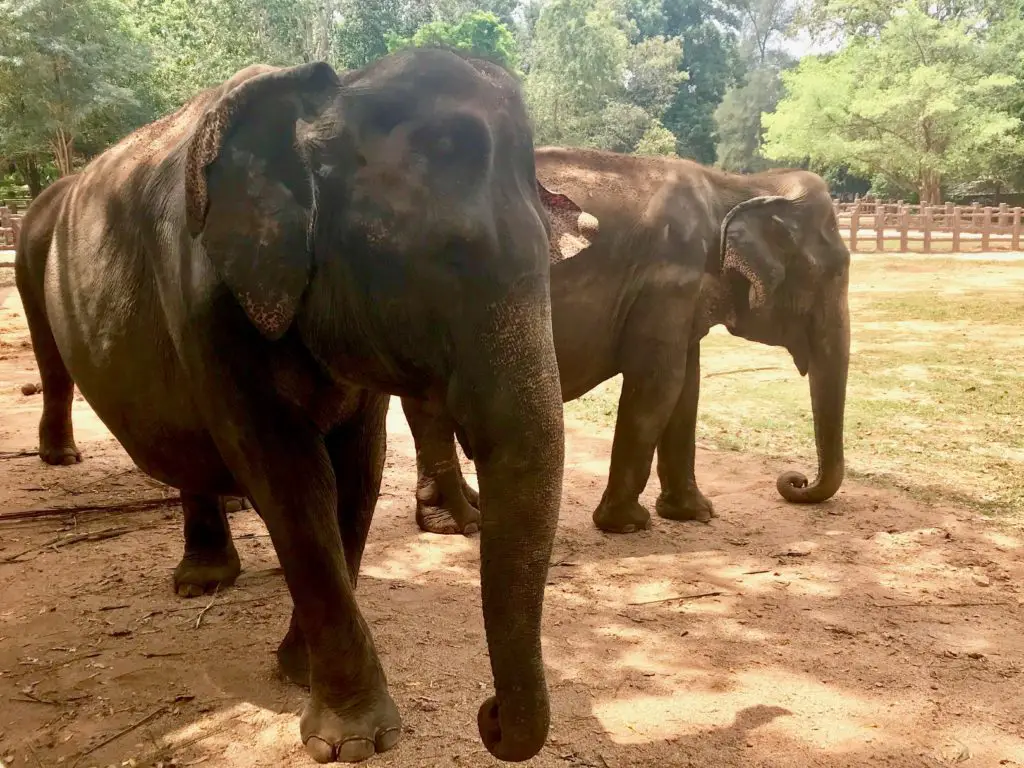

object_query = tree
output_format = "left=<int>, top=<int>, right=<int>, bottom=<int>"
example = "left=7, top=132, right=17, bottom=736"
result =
left=762, top=3, right=1024, bottom=203
left=736, top=0, right=796, bottom=66
left=525, top=0, right=631, bottom=145
left=714, top=67, right=784, bottom=171
left=797, top=0, right=1012, bottom=42
left=0, top=0, right=156, bottom=176
left=525, top=0, right=686, bottom=154
left=387, top=10, right=518, bottom=69
left=658, top=0, right=743, bottom=162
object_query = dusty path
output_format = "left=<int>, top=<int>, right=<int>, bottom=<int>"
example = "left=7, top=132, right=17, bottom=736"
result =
left=1, top=273, right=1022, bottom=767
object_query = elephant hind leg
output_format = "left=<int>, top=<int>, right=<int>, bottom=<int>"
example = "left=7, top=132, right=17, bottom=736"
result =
left=18, top=282, right=80, bottom=466
left=402, top=396, right=481, bottom=536
left=174, top=493, right=242, bottom=598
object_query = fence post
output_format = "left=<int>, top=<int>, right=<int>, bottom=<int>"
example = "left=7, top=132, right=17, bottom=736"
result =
left=10, top=217, right=21, bottom=249
left=849, top=203, right=860, bottom=253
left=923, top=205, right=932, bottom=253
left=1013, top=208, right=1021, bottom=251
left=999, top=202, right=1008, bottom=227
left=982, top=206, right=992, bottom=251
left=899, top=204, right=909, bottom=252
left=875, top=201, right=885, bottom=251
left=952, top=206, right=961, bottom=252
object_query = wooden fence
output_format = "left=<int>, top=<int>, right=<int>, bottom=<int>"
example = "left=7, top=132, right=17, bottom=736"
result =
left=5, top=199, right=1024, bottom=255
left=0, top=206, right=22, bottom=249
left=834, top=200, right=1024, bottom=253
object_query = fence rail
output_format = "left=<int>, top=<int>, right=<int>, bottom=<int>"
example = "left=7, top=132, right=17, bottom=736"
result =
left=833, top=200, right=1024, bottom=253
left=0, top=206, right=22, bottom=249
left=5, top=200, right=1024, bottom=255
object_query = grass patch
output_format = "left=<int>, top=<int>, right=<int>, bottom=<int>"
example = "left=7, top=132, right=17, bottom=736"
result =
left=567, top=253, right=1024, bottom=519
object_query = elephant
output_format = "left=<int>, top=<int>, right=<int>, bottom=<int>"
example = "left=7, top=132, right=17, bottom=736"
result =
left=14, top=50, right=594, bottom=764
left=400, top=146, right=851, bottom=535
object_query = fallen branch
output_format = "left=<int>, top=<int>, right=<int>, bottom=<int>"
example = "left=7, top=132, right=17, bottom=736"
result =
left=149, top=594, right=273, bottom=617
left=3, top=526, right=131, bottom=563
left=0, top=449, right=39, bottom=460
left=870, top=601, right=1011, bottom=609
left=627, top=591, right=724, bottom=607
left=704, top=366, right=784, bottom=379
left=194, top=587, right=221, bottom=629
left=742, top=569, right=772, bottom=575
left=72, top=705, right=168, bottom=766
left=0, top=496, right=180, bottom=523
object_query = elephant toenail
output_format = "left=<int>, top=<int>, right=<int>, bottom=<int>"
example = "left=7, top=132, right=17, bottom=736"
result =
left=376, top=726, right=402, bottom=752
left=621, top=524, right=636, bottom=533
left=304, top=735, right=336, bottom=763
left=336, top=736, right=375, bottom=762
left=463, top=523, right=479, bottom=536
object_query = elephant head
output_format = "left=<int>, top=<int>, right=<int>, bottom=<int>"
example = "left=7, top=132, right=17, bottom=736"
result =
left=183, top=51, right=564, bottom=761
left=715, top=176, right=850, bottom=504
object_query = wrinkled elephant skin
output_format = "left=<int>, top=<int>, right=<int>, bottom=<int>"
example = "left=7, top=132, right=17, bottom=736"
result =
left=16, top=50, right=565, bottom=763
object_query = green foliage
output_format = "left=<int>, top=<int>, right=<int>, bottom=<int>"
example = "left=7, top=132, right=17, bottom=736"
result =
left=763, top=2, right=1024, bottom=202
left=0, top=0, right=157, bottom=174
left=714, top=67, right=784, bottom=171
left=658, top=0, right=744, bottom=162
left=387, top=11, right=518, bottom=69
left=635, top=120, right=679, bottom=155
left=525, top=0, right=687, bottom=154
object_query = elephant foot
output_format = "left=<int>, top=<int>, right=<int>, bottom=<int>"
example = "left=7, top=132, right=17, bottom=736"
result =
left=173, top=545, right=241, bottom=598
left=39, top=429, right=81, bottom=466
left=224, top=496, right=252, bottom=514
left=301, top=687, right=402, bottom=763
left=592, top=498, right=652, bottom=534
left=656, top=487, right=716, bottom=523
left=277, top=623, right=310, bottom=688
left=414, top=479, right=480, bottom=536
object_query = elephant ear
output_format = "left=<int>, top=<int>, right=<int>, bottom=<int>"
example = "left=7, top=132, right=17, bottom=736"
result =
left=185, top=62, right=340, bottom=340
left=719, top=196, right=801, bottom=310
left=538, top=181, right=599, bottom=263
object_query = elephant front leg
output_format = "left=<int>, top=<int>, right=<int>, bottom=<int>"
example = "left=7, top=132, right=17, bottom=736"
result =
left=593, top=353, right=691, bottom=534
left=277, top=393, right=391, bottom=692
left=173, top=493, right=242, bottom=597
left=401, top=396, right=481, bottom=535
left=655, top=343, right=716, bottom=523
left=193, top=375, right=400, bottom=764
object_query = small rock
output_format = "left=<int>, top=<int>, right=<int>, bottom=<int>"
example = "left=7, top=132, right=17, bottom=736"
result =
left=973, top=574, right=991, bottom=587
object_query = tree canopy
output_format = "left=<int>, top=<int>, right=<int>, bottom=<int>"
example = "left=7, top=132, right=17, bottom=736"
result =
left=762, top=2, right=1024, bottom=202
left=3, top=0, right=1024, bottom=204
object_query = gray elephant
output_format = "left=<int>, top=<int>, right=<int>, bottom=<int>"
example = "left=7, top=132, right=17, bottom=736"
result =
left=14, top=50, right=588, bottom=764
left=402, top=146, right=851, bottom=535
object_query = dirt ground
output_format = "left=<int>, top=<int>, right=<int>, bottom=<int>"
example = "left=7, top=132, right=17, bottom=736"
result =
left=1, top=263, right=1023, bottom=768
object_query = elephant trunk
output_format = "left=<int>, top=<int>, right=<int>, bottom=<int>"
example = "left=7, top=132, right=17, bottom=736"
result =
left=448, top=281, right=563, bottom=762
left=777, top=278, right=849, bottom=503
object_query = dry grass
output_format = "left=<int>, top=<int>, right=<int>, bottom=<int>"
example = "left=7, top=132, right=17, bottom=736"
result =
left=567, top=253, right=1024, bottom=519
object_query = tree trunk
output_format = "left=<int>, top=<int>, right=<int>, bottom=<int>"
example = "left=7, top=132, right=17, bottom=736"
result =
left=22, top=157, right=42, bottom=198
left=919, top=171, right=942, bottom=206
left=52, top=127, right=75, bottom=177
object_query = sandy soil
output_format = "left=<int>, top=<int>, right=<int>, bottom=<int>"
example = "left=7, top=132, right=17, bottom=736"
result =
left=1, top=268, right=1023, bottom=768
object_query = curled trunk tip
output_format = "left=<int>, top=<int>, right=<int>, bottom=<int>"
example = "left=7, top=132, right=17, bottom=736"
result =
left=776, top=465, right=844, bottom=503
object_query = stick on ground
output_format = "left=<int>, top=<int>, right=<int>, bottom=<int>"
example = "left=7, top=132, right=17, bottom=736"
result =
left=0, top=496, right=180, bottom=523
left=627, top=591, right=724, bottom=607
left=72, top=705, right=169, bottom=766
left=2, top=526, right=131, bottom=563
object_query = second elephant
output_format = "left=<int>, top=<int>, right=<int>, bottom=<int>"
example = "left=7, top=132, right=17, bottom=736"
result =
left=404, top=146, right=852, bottom=535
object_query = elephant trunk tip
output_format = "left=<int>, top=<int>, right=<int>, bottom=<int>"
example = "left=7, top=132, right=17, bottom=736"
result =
left=478, top=695, right=549, bottom=762
left=776, top=465, right=844, bottom=504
